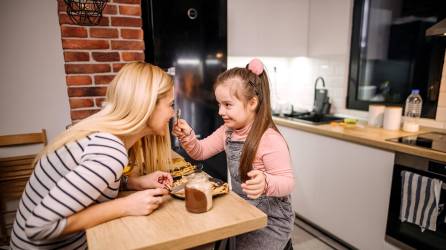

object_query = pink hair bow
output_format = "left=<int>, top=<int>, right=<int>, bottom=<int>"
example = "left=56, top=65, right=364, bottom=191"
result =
left=247, top=58, right=264, bottom=76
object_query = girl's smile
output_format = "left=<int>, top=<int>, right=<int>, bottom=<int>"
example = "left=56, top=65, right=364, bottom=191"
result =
left=215, top=82, right=257, bottom=130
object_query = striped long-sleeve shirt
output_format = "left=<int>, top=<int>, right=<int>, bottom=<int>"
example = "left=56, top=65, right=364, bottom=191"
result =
left=10, top=132, right=128, bottom=250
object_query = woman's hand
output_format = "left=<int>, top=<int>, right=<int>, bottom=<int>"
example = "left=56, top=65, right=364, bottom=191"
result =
left=130, top=171, right=173, bottom=190
left=241, top=170, right=267, bottom=199
left=120, top=188, right=170, bottom=216
left=172, top=119, right=193, bottom=140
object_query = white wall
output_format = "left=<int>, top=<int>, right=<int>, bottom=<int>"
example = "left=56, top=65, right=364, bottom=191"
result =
left=228, top=0, right=309, bottom=57
left=228, top=0, right=358, bottom=117
left=0, top=0, right=70, bottom=156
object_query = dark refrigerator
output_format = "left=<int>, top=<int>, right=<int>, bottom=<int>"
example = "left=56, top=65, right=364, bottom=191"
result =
left=142, top=0, right=228, bottom=181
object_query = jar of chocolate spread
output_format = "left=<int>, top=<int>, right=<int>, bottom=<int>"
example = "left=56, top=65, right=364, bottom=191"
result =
left=185, top=172, right=212, bottom=213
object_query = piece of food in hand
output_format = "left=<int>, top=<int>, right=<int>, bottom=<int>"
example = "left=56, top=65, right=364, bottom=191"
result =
left=163, top=183, right=172, bottom=190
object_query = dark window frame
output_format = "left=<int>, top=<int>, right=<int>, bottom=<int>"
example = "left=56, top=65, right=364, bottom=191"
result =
left=347, top=0, right=371, bottom=111
left=346, top=0, right=445, bottom=118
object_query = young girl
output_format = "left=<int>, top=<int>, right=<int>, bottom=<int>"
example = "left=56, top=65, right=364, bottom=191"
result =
left=10, top=62, right=175, bottom=249
left=173, top=59, right=294, bottom=250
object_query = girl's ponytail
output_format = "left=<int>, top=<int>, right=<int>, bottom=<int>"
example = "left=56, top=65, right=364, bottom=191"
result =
left=238, top=59, right=279, bottom=182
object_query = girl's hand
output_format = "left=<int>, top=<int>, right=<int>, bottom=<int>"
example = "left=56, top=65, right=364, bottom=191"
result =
left=120, top=188, right=170, bottom=216
left=137, top=171, right=173, bottom=190
left=172, top=119, right=193, bottom=140
left=241, top=170, right=267, bottom=199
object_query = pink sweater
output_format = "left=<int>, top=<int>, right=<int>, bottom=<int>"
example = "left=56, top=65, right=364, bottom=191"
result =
left=179, top=124, right=294, bottom=197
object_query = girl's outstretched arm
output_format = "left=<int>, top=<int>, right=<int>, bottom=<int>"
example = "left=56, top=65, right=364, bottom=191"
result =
left=173, top=120, right=226, bottom=160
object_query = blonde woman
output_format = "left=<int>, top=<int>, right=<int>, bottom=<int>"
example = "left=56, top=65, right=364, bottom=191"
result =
left=10, top=62, right=175, bottom=250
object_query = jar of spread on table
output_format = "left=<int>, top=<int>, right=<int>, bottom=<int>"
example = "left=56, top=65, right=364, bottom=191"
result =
left=185, top=172, right=212, bottom=213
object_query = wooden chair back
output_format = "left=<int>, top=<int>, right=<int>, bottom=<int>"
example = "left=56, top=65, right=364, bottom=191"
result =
left=0, top=129, right=47, bottom=147
left=0, top=129, right=47, bottom=245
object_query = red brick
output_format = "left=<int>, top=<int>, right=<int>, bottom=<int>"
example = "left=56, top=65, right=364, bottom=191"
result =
left=111, top=17, right=141, bottom=27
left=113, top=63, right=127, bottom=72
left=71, top=109, right=101, bottom=120
left=68, top=86, right=108, bottom=97
left=66, top=75, right=92, bottom=85
left=61, top=26, right=87, bottom=38
left=89, top=16, right=110, bottom=26
left=90, top=28, right=119, bottom=38
left=64, top=52, right=90, bottom=62
left=103, top=4, right=118, bottom=15
left=119, top=5, right=141, bottom=16
left=57, top=0, right=67, bottom=13
left=69, top=98, right=94, bottom=109
left=122, top=52, right=144, bottom=61
left=113, top=0, right=140, bottom=4
left=111, top=40, right=144, bottom=50
left=95, top=97, right=106, bottom=108
left=62, top=39, right=109, bottom=49
left=65, top=64, right=111, bottom=74
left=121, top=29, right=143, bottom=39
left=92, top=52, right=120, bottom=62
left=95, top=75, right=116, bottom=85
left=59, top=14, right=75, bottom=25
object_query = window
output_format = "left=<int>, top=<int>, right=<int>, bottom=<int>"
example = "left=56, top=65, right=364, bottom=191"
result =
left=347, top=0, right=446, bottom=118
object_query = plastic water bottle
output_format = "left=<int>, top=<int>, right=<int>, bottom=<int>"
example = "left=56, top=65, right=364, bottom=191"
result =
left=402, top=89, right=422, bottom=132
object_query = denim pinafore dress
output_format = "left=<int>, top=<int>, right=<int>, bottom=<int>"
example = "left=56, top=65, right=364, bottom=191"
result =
left=225, top=130, right=294, bottom=250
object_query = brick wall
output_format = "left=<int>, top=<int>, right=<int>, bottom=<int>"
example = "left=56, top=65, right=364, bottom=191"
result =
left=57, top=0, right=144, bottom=122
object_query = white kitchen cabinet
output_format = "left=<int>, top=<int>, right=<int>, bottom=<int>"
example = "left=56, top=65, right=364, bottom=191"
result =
left=308, top=0, right=353, bottom=56
left=228, top=0, right=309, bottom=57
left=278, top=125, right=395, bottom=250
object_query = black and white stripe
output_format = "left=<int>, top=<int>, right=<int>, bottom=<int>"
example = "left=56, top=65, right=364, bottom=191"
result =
left=10, top=132, right=127, bottom=249
left=399, top=170, right=443, bottom=232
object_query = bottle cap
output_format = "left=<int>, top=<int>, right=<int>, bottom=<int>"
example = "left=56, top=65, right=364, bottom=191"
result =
left=411, top=89, right=420, bottom=94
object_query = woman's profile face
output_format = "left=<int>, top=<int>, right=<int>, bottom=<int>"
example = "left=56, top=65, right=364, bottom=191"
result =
left=146, top=87, right=175, bottom=136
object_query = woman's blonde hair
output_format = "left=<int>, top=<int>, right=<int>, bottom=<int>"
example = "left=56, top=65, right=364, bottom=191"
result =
left=36, top=62, right=173, bottom=174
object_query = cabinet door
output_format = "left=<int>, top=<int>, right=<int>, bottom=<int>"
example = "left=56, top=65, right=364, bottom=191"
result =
left=228, top=0, right=309, bottom=57
left=308, top=0, right=352, bottom=56
left=278, top=125, right=395, bottom=250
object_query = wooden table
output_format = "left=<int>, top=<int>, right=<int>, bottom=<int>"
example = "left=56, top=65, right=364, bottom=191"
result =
left=86, top=192, right=267, bottom=250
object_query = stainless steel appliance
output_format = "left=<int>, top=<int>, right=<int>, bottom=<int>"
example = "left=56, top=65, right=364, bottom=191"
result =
left=386, top=153, right=446, bottom=249
left=142, top=0, right=228, bottom=180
